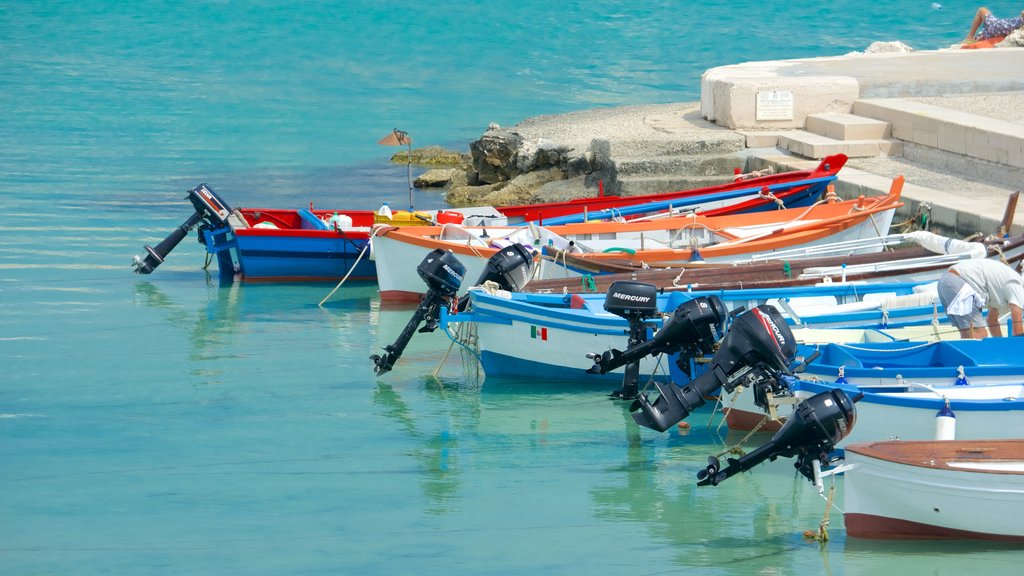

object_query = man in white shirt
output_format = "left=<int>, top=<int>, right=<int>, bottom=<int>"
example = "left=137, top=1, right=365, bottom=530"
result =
left=936, top=259, right=1024, bottom=338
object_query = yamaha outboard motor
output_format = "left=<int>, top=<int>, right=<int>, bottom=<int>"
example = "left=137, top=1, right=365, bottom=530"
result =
left=696, top=388, right=861, bottom=486
left=630, top=305, right=796, bottom=432
left=132, top=183, right=232, bottom=274
left=587, top=282, right=726, bottom=399
left=371, top=249, right=466, bottom=376
left=456, top=243, right=534, bottom=311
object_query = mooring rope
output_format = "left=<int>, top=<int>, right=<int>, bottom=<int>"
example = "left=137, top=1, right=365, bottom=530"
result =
left=318, top=227, right=381, bottom=307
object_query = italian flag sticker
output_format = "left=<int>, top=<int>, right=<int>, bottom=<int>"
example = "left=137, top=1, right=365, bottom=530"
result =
left=531, top=326, right=548, bottom=340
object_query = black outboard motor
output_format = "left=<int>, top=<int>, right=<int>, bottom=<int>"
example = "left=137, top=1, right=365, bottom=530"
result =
left=587, top=282, right=726, bottom=400
left=370, top=249, right=466, bottom=376
left=371, top=244, right=535, bottom=376
left=630, top=305, right=796, bottom=432
left=456, top=243, right=534, bottom=311
left=132, top=183, right=232, bottom=274
left=696, top=388, right=861, bottom=486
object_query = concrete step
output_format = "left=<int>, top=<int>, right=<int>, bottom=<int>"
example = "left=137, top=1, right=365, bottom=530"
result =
left=805, top=113, right=890, bottom=140
left=853, top=98, right=1024, bottom=169
left=750, top=151, right=1024, bottom=237
left=777, top=130, right=902, bottom=159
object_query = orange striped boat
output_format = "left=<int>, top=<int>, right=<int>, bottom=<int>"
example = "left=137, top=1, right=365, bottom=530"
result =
left=372, top=176, right=904, bottom=302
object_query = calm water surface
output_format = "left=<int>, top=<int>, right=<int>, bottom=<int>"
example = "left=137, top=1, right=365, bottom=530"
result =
left=3, top=1, right=1023, bottom=573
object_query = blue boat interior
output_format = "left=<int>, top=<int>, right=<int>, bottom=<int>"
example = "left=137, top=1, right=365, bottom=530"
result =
left=812, top=341, right=978, bottom=369
left=800, top=338, right=1019, bottom=382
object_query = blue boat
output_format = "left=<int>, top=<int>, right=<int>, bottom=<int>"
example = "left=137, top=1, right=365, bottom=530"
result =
left=720, top=336, right=1024, bottom=432
left=441, top=279, right=954, bottom=385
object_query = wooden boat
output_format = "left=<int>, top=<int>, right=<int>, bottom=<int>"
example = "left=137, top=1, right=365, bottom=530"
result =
left=134, top=157, right=845, bottom=282
left=524, top=232, right=1024, bottom=295
left=841, top=439, right=1024, bottom=541
left=440, top=279, right=951, bottom=384
left=375, top=178, right=902, bottom=301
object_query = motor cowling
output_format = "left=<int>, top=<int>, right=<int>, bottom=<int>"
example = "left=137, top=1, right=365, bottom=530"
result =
left=474, top=243, right=534, bottom=292
left=603, top=280, right=659, bottom=320
left=416, top=249, right=466, bottom=297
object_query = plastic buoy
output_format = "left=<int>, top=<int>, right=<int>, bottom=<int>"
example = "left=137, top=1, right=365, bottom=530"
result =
left=935, top=400, right=956, bottom=440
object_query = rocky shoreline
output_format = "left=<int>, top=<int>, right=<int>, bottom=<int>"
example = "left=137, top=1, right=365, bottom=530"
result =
left=398, top=102, right=759, bottom=207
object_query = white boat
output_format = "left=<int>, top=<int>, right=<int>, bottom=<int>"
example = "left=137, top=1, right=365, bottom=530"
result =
left=374, top=185, right=902, bottom=302
left=840, top=439, right=1024, bottom=541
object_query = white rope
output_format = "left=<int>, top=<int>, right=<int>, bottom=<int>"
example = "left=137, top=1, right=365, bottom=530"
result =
left=318, top=227, right=381, bottom=307
left=833, top=340, right=938, bottom=353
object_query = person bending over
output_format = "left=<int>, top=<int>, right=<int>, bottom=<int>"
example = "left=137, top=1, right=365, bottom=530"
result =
left=937, top=258, right=1024, bottom=338
left=965, top=6, right=1024, bottom=41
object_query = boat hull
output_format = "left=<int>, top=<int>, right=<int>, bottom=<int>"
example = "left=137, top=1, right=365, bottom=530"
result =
left=231, top=230, right=375, bottom=282
left=843, top=440, right=1024, bottom=541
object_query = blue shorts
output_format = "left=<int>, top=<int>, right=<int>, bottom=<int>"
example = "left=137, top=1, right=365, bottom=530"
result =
left=979, top=13, right=1024, bottom=40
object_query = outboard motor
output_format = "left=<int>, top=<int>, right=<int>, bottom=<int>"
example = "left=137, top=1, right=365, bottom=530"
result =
left=456, top=243, right=534, bottom=311
left=587, top=282, right=726, bottom=399
left=696, top=388, right=861, bottom=486
left=630, top=305, right=796, bottom=432
left=371, top=249, right=466, bottom=376
left=370, top=244, right=535, bottom=376
left=132, top=183, right=232, bottom=274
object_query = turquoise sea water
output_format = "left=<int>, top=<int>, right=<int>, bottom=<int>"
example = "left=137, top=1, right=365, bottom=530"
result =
left=4, top=1, right=1024, bottom=574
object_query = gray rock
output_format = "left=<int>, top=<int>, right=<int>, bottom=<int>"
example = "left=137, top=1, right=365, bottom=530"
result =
left=413, top=168, right=464, bottom=188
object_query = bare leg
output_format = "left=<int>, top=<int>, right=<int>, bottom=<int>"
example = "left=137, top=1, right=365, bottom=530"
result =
left=966, top=7, right=991, bottom=40
left=1010, top=303, right=1023, bottom=337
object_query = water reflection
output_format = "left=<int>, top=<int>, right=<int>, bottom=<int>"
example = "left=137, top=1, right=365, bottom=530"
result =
left=372, top=377, right=481, bottom=515
left=131, top=280, right=381, bottom=384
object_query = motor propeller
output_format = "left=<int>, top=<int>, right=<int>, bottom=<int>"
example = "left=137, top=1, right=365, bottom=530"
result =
left=629, top=304, right=796, bottom=432
left=133, top=183, right=233, bottom=274
left=696, top=388, right=861, bottom=486
left=586, top=281, right=726, bottom=399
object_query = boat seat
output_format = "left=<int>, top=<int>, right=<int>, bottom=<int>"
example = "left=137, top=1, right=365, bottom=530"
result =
left=297, top=208, right=330, bottom=230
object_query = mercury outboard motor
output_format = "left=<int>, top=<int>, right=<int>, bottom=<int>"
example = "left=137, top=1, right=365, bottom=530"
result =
left=371, top=249, right=466, bottom=376
left=132, top=183, right=232, bottom=274
left=587, top=282, right=726, bottom=399
left=696, top=388, right=861, bottom=486
left=630, top=305, right=796, bottom=432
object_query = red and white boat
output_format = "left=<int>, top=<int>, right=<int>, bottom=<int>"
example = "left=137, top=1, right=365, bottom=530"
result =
left=373, top=177, right=903, bottom=302
left=842, top=439, right=1024, bottom=541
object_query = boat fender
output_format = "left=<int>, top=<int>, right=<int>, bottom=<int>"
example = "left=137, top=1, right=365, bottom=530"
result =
left=935, top=400, right=956, bottom=440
